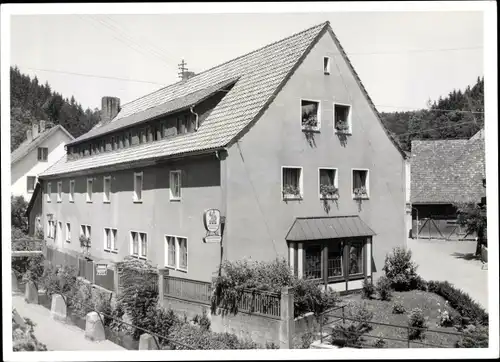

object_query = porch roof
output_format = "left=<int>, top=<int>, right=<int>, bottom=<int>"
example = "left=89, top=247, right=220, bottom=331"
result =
left=285, top=215, right=375, bottom=241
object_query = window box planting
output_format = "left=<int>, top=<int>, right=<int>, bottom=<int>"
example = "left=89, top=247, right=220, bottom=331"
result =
left=79, top=235, right=91, bottom=258
left=320, top=184, right=339, bottom=200
left=353, top=186, right=368, bottom=199
left=335, top=120, right=350, bottom=134
left=282, top=185, right=301, bottom=199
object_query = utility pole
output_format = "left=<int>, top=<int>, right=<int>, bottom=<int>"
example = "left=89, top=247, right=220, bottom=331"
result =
left=178, top=59, right=188, bottom=80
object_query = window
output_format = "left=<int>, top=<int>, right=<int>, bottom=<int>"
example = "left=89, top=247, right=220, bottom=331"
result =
left=134, top=172, right=143, bottom=202
left=69, top=180, right=75, bottom=202
left=146, top=127, right=152, bottom=142
left=37, top=147, right=48, bottom=161
left=323, top=56, right=331, bottom=74
left=66, top=222, right=71, bottom=242
left=282, top=167, right=303, bottom=200
left=348, top=241, right=364, bottom=275
left=46, top=182, right=51, bottom=202
left=47, top=220, right=55, bottom=238
left=334, top=103, right=352, bottom=134
left=165, top=235, right=188, bottom=271
left=111, top=137, right=116, bottom=150
left=183, top=115, right=192, bottom=133
left=27, top=176, right=36, bottom=193
left=80, top=225, right=91, bottom=249
left=86, top=178, right=93, bottom=202
left=327, top=241, right=343, bottom=277
left=319, top=168, right=338, bottom=199
left=301, top=100, right=320, bottom=130
left=130, top=231, right=147, bottom=258
left=352, top=169, right=369, bottom=199
left=104, top=228, right=118, bottom=252
left=103, top=176, right=111, bottom=203
left=138, top=130, right=144, bottom=144
left=153, top=126, right=159, bottom=141
left=304, top=245, right=322, bottom=280
left=57, top=181, right=62, bottom=202
left=128, top=132, right=132, bottom=147
left=170, top=171, right=182, bottom=200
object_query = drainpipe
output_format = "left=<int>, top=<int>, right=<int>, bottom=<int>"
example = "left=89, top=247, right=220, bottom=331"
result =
left=190, top=106, right=199, bottom=131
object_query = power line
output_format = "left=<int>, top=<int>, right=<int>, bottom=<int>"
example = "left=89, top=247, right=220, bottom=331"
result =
left=377, top=105, right=484, bottom=114
left=346, top=46, right=483, bottom=55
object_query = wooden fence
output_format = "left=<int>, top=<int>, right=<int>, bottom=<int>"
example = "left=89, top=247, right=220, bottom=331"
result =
left=237, top=289, right=281, bottom=318
left=163, top=275, right=212, bottom=305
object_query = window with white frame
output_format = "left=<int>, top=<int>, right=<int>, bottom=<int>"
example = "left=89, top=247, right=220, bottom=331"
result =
left=319, top=168, right=338, bottom=199
left=66, top=222, right=71, bottom=242
left=47, top=220, right=55, bottom=238
left=169, top=170, right=182, bottom=200
left=334, top=103, right=352, bottom=134
left=352, top=169, right=369, bottom=199
left=282, top=167, right=303, bottom=200
left=323, top=56, right=331, bottom=74
left=134, top=172, right=143, bottom=202
left=80, top=224, right=91, bottom=239
left=301, top=100, right=320, bottom=130
left=103, top=176, right=111, bottom=203
left=130, top=231, right=147, bottom=258
left=57, top=181, right=62, bottom=202
left=46, top=182, right=52, bottom=202
left=69, top=180, right=75, bottom=202
left=27, top=176, right=36, bottom=194
left=37, top=147, right=48, bottom=161
left=165, top=235, right=188, bottom=271
left=104, top=228, right=118, bottom=252
left=86, top=178, right=93, bottom=202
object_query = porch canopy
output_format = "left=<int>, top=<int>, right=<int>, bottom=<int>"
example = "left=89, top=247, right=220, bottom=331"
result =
left=285, top=215, right=375, bottom=241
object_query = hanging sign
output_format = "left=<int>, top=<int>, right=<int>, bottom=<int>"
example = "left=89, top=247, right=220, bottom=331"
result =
left=203, top=209, right=222, bottom=243
left=96, top=264, right=108, bottom=276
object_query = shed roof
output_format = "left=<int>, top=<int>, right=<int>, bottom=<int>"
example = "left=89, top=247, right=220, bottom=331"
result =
left=285, top=215, right=375, bottom=241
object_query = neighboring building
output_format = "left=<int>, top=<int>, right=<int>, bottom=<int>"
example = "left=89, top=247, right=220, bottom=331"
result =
left=38, top=21, right=407, bottom=292
left=25, top=181, right=43, bottom=236
left=410, top=129, right=485, bottom=239
left=11, top=121, right=74, bottom=202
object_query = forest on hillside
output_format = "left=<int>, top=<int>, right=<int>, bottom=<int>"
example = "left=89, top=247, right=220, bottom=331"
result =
left=380, top=76, right=484, bottom=152
left=10, top=66, right=101, bottom=151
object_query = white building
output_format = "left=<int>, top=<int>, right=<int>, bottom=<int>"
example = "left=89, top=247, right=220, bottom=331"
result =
left=11, top=120, right=74, bottom=202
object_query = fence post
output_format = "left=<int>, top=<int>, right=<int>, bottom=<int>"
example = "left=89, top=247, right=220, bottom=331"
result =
left=279, top=286, right=294, bottom=349
left=407, top=326, right=410, bottom=348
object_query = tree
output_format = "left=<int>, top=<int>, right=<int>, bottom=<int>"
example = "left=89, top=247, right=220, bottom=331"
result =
left=11, top=195, right=29, bottom=233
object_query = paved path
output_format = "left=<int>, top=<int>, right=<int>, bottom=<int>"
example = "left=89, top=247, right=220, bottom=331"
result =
left=407, top=238, right=488, bottom=311
left=12, top=293, right=126, bottom=351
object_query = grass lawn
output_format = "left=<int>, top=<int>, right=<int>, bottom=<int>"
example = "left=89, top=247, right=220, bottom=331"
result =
left=335, top=290, right=462, bottom=348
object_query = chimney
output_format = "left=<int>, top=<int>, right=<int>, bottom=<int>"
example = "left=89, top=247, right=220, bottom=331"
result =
left=39, top=120, right=46, bottom=133
left=32, top=122, right=39, bottom=139
left=101, top=97, right=121, bottom=124
left=26, top=129, right=33, bottom=142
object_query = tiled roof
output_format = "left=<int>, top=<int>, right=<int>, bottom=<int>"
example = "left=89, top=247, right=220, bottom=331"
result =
left=285, top=215, right=375, bottom=241
left=410, top=130, right=485, bottom=204
left=11, top=125, right=74, bottom=164
left=40, top=21, right=406, bottom=178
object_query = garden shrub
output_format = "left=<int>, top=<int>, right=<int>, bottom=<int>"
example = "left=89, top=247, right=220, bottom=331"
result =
left=382, top=247, right=419, bottom=291
left=427, top=280, right=488, bottom=326
left=12, top=310, right=47, bottom=351
left=293, top=278, right=339, bottom=317
left=455, top=325, right=488, bottom=348
left=361, top=279, right=375, bottom=299
left=265, top=341, right=280, bottom=349
left=330, top=322, right=366, bottom=347
left=192, top=308, right=211, bottom=331
left=407, top=308, right=427, bottom=340
left=348, top=302, right=374, bottom=332
left=376, top=276, right=393, bottom=301
left=392, top=301, right=406, bottom=314
left=373, top=336, right=386, bottom=348
left=300, top=331, right=315, bottom=349
left=11, top=195, right=29, bottom=233
left=41, top=264, right=78, bottom=301
left=411, top=275, right=428, bottom=291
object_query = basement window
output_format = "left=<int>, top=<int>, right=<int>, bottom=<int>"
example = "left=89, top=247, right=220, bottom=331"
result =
left=301, top=100, right=320, bottom=131
left=323, top=56, right=331, bottom=74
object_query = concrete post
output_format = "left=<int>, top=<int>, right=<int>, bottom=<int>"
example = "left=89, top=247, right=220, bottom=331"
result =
left=279, top=286, right=295, bottom=349
left=12, top=271, right=19, bottom=293
left=50, top=294, right=67, bottom=321
left=157, top=268, right=166, bottom=307
left=85, top=311, right=106, bottom=341
left=113, top=265, right=120, bottom=295
left=25, top=281, right=39, bottom=304
left=139, top=333, right=159, bottom=350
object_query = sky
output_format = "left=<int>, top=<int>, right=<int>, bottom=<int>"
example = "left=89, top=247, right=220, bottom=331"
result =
left=10, top=10, right=484, bottom=113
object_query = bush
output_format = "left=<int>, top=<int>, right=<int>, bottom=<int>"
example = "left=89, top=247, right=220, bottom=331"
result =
left=41, top=264, right=78, bottom=301
left=376, top=276, right=393, bottom=301
left=455, top=325, right=488, bottom=348
left=427, top=280, right=488, bottom=326
left=362, top=279, right=375, bottom=299
left=192, top=308, right=211, bottom=332
left=411, top=275, right=428, bottom=291
left=300, top=331, right=315, bottom=349
left=382, top=247, right=419, bottom=291
left=293, top=278, right=339, bottom=317
left=11, top=195, right=29, bottom=233
left=265, top=341, right=280, bottom=349
left=331, top=322, right=367, bottom=347
left=392, top=301, right=406, bottom=314
left=373, top=336, right=386, bottom=348
left=12, top=310, right=47, bottom=351
left=407, top=308, right=427, bottom=340
left=348, top=302, right=374, bottom=332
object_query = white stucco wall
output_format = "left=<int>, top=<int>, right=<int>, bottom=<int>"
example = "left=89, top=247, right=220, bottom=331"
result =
left=11, top=129, right=72, bottom=202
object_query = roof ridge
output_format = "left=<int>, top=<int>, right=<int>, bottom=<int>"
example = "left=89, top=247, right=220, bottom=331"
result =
left=119, top=21, right=329, bottom=110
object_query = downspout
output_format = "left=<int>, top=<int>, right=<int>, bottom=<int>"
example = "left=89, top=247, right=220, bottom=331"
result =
left=190, top=106, right=199, bottom=131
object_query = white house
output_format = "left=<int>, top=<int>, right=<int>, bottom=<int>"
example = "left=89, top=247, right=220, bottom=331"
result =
left=11, top=120, right=74, bottom=202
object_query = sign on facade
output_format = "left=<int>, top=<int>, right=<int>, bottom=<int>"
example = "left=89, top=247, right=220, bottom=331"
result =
left=203, top=209, right=222, bottom=243
left=96, top=264, right=107, bottom=276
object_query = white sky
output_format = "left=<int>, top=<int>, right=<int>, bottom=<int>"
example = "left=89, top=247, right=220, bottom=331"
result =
left=10, top=10, right=484, bottom=113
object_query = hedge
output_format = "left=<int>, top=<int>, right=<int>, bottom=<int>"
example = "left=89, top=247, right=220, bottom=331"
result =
left=427, top=280, right=488, bottom=326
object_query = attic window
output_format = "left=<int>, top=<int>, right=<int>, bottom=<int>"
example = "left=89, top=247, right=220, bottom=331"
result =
left=301, top=100, right=320, bottom=131
left=323, top=57, right=331, bottom=74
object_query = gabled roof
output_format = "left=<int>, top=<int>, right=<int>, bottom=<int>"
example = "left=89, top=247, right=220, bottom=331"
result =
left=410, top=129, right=485, bottom=204
left=40, top=21, right=405, bottom=178
left=25, top=181, right=42, bottom=217
left=286, top=215, right=375, bottom=241
left=11, top=125, right=74, bottom=165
